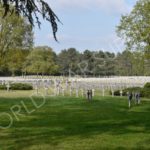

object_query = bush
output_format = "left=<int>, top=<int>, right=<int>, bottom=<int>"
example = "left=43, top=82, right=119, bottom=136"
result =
left=123, top=87, right=143, bottom=95
left=113, top=83, right=150, bottom=98
left=111, top=87, right=142, bottom=96
left=144, top=82, right=150, bottom=89
left=141, top=88, right=150, bottom=98
left=110, top=90, right=123, bottom=96
left=10, top=83, right=33, bottom=90
left=0, top=83, right=33, bottom=90
left=142, top=82, right=150, bottom=98
left=0, top=84, right=6, bottom=90
left=114, top=90, right=120, bottom=96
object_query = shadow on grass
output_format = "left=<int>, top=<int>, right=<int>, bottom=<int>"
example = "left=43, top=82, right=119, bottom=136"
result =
left=0, top=97, right=150, bottom=149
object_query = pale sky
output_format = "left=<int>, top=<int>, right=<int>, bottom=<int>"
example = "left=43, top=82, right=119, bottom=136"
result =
left=34, top=0, right=138, bottom=53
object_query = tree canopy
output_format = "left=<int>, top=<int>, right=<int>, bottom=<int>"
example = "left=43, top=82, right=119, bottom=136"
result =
left=117, top=0, right=150, bottom=74
left=0, top=0, right=60, bottom=41
left=24, top=46, right=59, bottom=75
left=117, top=0, right=150, bottom=52
left=0, top=6, right=33, bottom=75
left=1, top=46, right=150, bottom=76
left=0, top=8, right=33, bottom=56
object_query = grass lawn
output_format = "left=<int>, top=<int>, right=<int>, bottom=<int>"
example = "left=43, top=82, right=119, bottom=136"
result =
left=0, top=94, right=150, bottom=150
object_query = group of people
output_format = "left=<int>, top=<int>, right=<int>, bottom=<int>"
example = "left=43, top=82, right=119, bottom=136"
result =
left=86, top=89, right=141, bottom=108
left=128, top=92, right=141, bottom=108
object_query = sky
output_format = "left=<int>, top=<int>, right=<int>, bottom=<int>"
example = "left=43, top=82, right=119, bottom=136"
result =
left=34, top=0, right=138, bottom=53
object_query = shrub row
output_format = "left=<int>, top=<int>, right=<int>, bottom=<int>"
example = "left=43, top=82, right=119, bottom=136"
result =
left=0, top=84, right=7, bottom=90
left=110, top=82, right=150, bottom=98
left=0, top=83, right=33, bottom=90
left=143, top=82, right=150, bottom=98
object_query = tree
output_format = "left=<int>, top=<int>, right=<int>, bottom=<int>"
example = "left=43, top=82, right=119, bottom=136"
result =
left=0, top=8, right=33, bottom=56
left=57, top=48, right=80, bottom=76
left=144, top=50, right=150, bottom=75
left=6, top=49, right=29, bottom=76
left=57, top=49, right=116, bottom=77
left=81, top=50, right=115, bottom=76
left=117, top=0, right=150, bottom=75
left=0, top=0, right=60, bottom=41
left=131, top=51, right=145, bottom=75
left=0, top=8, right=33, bottom=76
left=24, top=46, right=59, bottom=75
left=117, top=0, right=150, bottom=52
left=81, top=50, right=95, bottom=76
left=115, top=51, right=133, bottom=76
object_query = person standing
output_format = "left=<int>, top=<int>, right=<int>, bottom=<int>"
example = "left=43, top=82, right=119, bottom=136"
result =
left=128, top=92, right=133, bottom=108
left=89, top=89, right=93, bottom=100
left=135, top=92, right=138, bottom=104
left=87, top=89, right=93, bottom=101
left=87, top=90, right=90, bottom=101
left=137, top=92, right=141, bottom=104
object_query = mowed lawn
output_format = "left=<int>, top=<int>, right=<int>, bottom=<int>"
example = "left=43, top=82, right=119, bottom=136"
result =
left=0, top=95, right=150, bottom=150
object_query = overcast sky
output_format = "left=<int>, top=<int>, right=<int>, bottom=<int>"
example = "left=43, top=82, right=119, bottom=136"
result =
left=34, top=0, right=138, bottom=53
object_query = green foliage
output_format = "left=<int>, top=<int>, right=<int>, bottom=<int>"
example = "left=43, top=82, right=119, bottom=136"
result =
left=0, top=83, right=33, bottom=90
left=6, top=49, right=30, bottom=76
left=113, top=83, right=150, bottom=98
left=24, top=46, right=59, bottom=75
left=0, top=84, right=6, bottom=90
left=117, top=0, right=150, bottom=51
left=1, top=0, right=60, bottom=41
left=115, top=50, right=146, bottom=76
left=142, top=89, right=150, bottom=98
left=111, top=90, right=120, bottom=96
left=57, top=48, right=81, bottom=75
left=115, top=51, right=133, bottom=76
left=0, top=47, right=149, bottom=77
left=117, top=0, right=150, bottom=75
left=10, top=83, right=33, bottom=90
left=57, top=48, right=116, bottom=76
left=0, top=5, right=33, bottom=76
left=111, top=87, right=143, bottom=96
left=141, top=88, right=150, bottom=98
left=143, top=82, right=150, bottom=98
left=144, top=82, right=150, bottom=88
left=0, top=8, right=33, bottom=56
left=0, top=96, right=150, bottom=149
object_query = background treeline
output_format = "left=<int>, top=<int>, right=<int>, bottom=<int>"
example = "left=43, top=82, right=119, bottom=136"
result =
left=0, top=47, right=149, bottom=77
left=0, top=3, right=149, bottom=77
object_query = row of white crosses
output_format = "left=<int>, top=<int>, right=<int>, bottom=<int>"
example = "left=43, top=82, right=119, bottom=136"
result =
left=77, top=81, right=127, bottom=97
left=0, top=79, right=124, bottom=97
left=0, top=79, right=139, bottom=97
left=53, top=79, right=130, bottom=97
left=52, top=79, right=91, bottom=97
left=54, top=77, right=144, bottom=98
left=0, top=76, right=150, bottom=97
left=34, top=79, right=52, bottom=95
left=1, top=80, right=11, bottom=92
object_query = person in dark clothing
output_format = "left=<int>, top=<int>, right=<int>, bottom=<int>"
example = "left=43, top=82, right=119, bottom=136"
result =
left=136, top=92, right=141, bottom=104
left=128, top=92, right=133, bottom=108
left=87, top=89, right=93, bottom=101
left=89, top=90, right=93, bottom=100
left=87, top=90, right=90, bottom=100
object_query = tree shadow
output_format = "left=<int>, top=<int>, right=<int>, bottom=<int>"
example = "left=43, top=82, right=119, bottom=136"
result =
left=0, top=97, right=150, bottom=149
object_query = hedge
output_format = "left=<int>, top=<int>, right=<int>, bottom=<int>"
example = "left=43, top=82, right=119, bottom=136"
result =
left=144, top=82, right=150, bottom=88
left=110, top=87, right=143, bottom=96
left=142, top=82, right=150, bottom=98
left=0, top=84, right=7, bottom=90
left=0, top=83, right=33, bottom=90
left=111, top=82, right=150, bottom=98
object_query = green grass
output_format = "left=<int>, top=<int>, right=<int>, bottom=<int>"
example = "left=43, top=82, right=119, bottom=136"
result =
left=0, top=94, right=150, bottom=150
left=0, top=88, right=111, bottom=98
